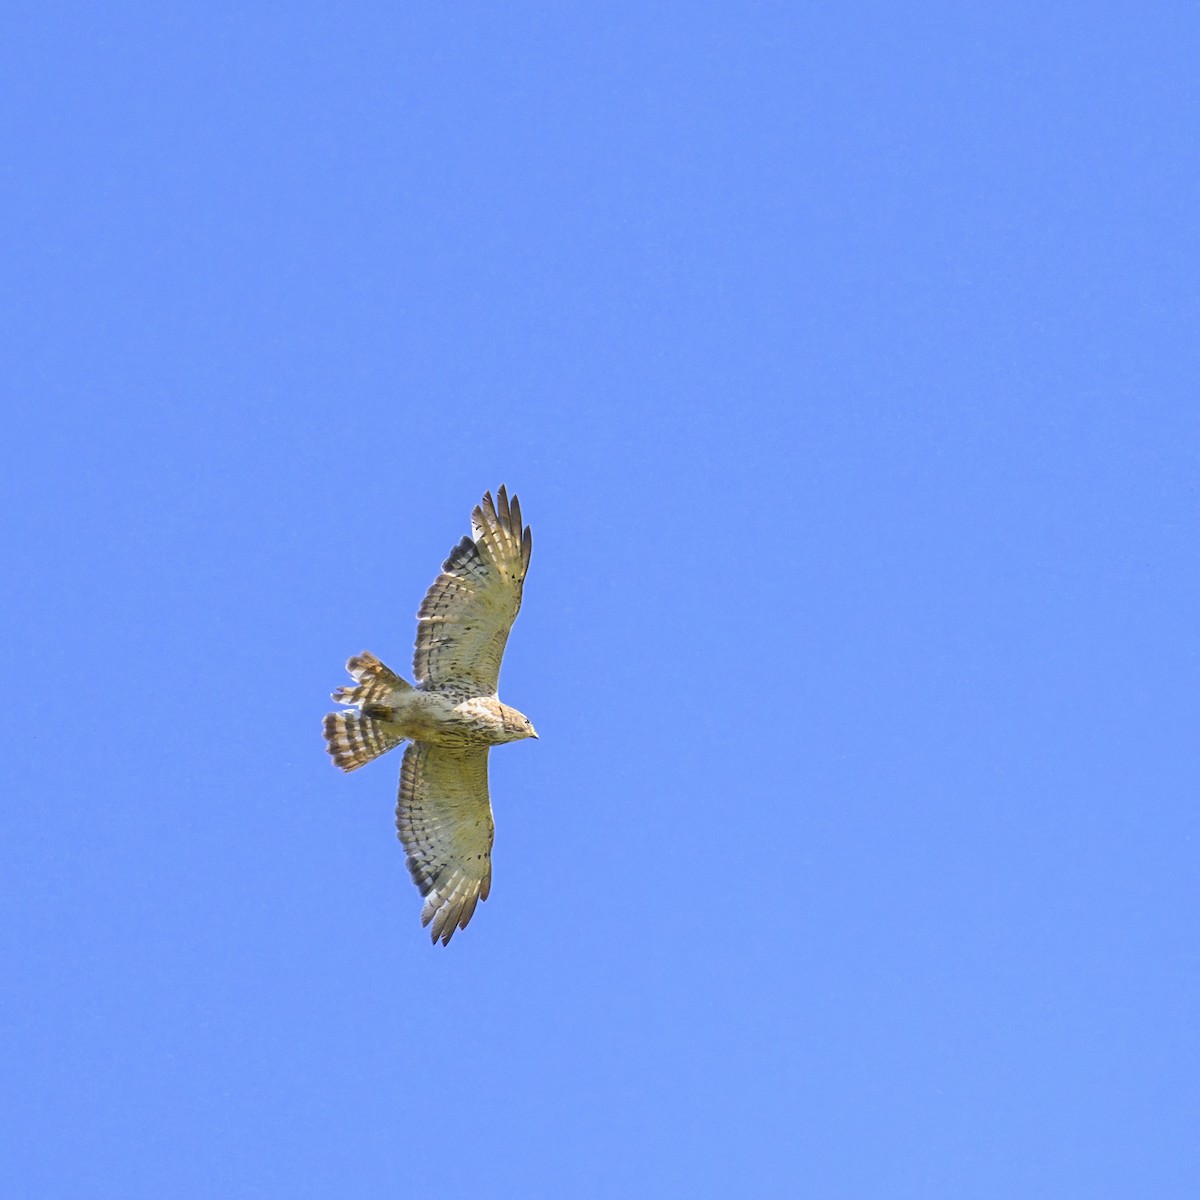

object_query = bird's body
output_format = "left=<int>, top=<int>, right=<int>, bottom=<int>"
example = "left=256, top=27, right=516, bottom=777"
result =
left=323, top=486, right=535, bottom=945
left=368, top=690, right=534, bottom=750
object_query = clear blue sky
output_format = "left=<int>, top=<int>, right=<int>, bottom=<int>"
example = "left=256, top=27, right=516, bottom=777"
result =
left=3, top=4, right=1197, bottom=1196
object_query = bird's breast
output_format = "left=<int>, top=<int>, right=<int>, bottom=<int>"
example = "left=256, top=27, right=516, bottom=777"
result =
left=389, top=690, right=506, bottom=747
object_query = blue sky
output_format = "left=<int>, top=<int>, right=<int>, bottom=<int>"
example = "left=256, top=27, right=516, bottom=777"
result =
left=3, top=3, right=1198, bottom=1196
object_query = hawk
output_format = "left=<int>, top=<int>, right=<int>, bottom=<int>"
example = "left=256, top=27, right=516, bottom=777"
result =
left=323, top=486, right=536, bottom=945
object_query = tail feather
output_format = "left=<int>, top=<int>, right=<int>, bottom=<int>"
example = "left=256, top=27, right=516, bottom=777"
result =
left=325, top=651, right=409, bottom=771
left=331, top=651, right=412, bottom=707
left=323, top=711, right=402, bottom=772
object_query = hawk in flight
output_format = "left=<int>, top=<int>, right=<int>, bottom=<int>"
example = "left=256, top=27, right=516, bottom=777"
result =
left=323, top=486, right=536, bottom=945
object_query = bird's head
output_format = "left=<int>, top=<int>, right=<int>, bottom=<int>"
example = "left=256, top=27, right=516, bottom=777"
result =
left=500, top=705, right=539, bottom=743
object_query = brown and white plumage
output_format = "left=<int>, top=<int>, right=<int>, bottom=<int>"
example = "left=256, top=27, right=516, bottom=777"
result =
left=414, top=487, right=532, bottom=694
left=397, top=743, right=494, bottom=945
left=323, top=486, right=536, bottom=945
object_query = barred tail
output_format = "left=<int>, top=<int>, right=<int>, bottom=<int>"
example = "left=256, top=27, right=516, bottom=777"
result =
left=323, top=711, right=403, bottom=772
left=331, top=651, right=412, bottom=707
left=325, top=652, right=411, bottom=771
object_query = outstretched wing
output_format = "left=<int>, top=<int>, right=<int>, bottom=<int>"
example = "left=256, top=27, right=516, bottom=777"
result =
left=413, top=486, right=532, bottom=694
left=396, top=742, right=494, bottom=945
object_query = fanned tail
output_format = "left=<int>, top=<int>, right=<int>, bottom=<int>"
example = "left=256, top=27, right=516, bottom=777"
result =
left=324, top=651, right=410, bottom=771
left=331, top=651, right=412, bottom=707
left=323, top=711, right=402, bottom=772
